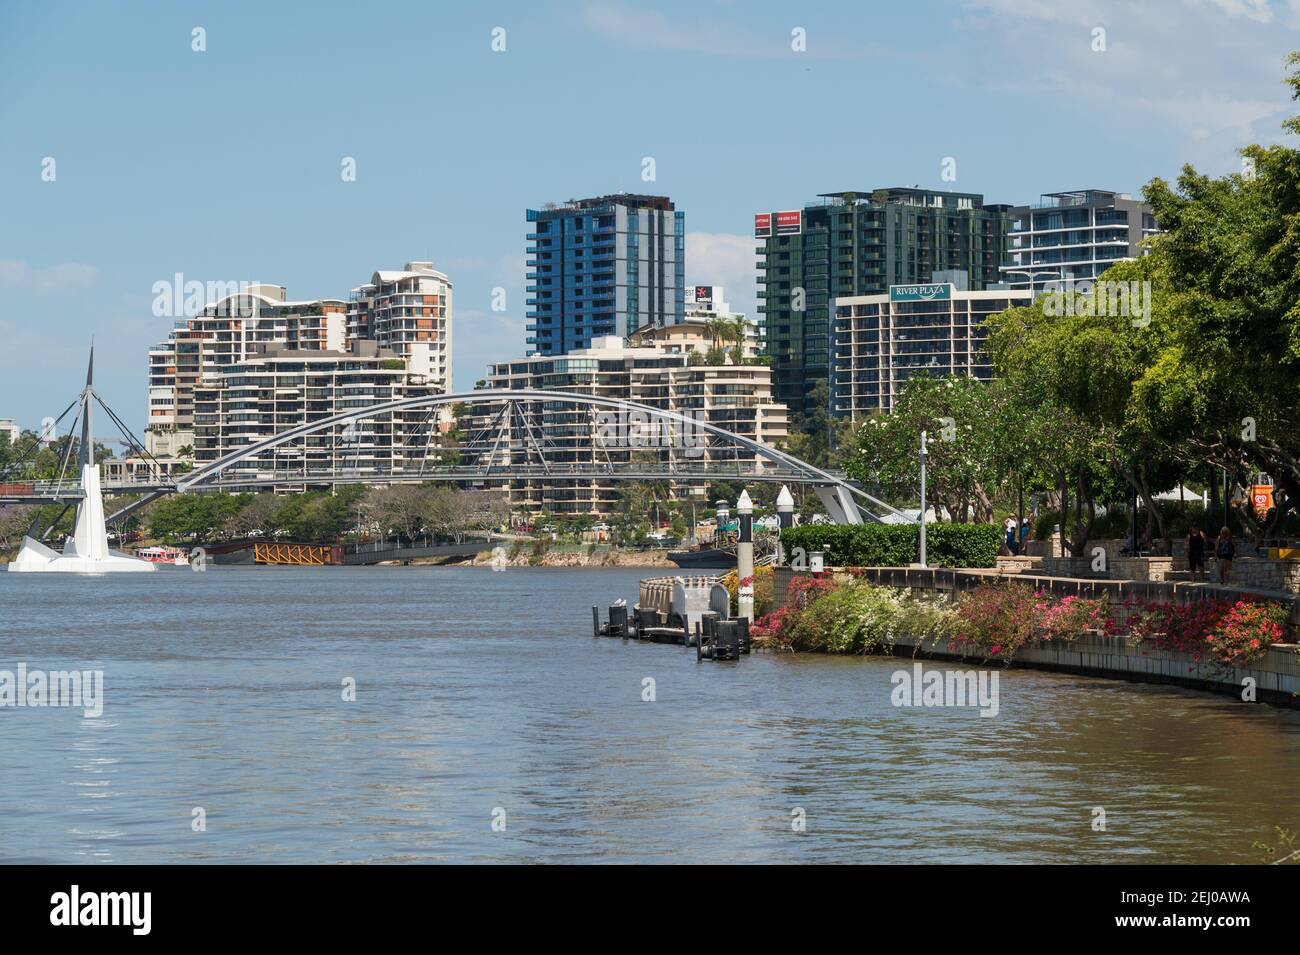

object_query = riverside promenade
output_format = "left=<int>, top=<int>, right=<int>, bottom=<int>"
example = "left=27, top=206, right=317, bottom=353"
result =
left=771, top=565, right=1300, bottom=706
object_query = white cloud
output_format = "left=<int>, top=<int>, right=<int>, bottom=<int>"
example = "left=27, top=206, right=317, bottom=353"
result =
left=953, top=0, right=1298, bottom=164
left=583, top=2, right=780, bottom=56
left=1205, top=0, right=1274, bottom=22
left=582, top=2, right=889, bottom=60
left=0, top=260, right=98, bottom=296
left=686, top=232, right=758, bottom=318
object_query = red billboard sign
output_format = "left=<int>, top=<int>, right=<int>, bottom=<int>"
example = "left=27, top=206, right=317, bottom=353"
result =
left=754, top=213, right=772, bottom=237
left=775, top=210, right=802, bottom=235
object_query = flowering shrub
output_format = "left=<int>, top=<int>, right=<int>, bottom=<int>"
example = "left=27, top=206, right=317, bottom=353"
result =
left=1107, top=596, right=1290, bottom=668
left=951, top=582, right=1040, bottom=660
left=1208, top=600, right=1288, bottom=667
left=750, top=576, right=954, bottom=653
left=720, top=565, right=774, bottom=618
left=752, top=575, right=1291, bottom=667
left=750, top=574, right=838, bottom=650
left=783, top=585, right=954, bottom=654
left=949, top=584, right=1108, bottom=661
left=1039, top=594, right=1108, bottom=643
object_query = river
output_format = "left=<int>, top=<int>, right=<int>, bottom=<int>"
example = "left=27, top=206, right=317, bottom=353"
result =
left=1, top=565, right=1297, bottom=863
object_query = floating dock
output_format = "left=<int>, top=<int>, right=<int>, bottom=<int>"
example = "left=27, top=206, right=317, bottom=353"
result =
left=592, top=574, right=751, bottom=661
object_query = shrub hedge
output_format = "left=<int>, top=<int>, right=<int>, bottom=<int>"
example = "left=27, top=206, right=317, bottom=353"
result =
left=780, top=522, right=1000, bottom=569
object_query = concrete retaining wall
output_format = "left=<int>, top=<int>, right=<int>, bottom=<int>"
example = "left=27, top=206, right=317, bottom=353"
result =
left=891, top=630, right=1300, bottom=706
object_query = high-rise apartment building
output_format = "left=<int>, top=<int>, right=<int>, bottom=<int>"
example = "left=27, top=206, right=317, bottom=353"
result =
left=146, top=285, right=346, bottom=457
left=1000, top=189, right=1159, bottom=291
left=526, top=194, right=685, bottom=356
left=833, top=282, right=1032, bottom=420
left=346, top=261, right=452, bottom=390
left=756, top=188, right=1011, bottom=417
left=191, top=341, right=441, bottom=490
left=473, top=332, right=787, bottom=516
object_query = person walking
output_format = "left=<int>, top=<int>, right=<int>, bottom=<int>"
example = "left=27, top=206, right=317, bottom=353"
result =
left=1004, top=516, right=1018, bottom=555
left=1214, top=526, right=1235, bottom=584
left=1186, top=525, right=1206, bottom=582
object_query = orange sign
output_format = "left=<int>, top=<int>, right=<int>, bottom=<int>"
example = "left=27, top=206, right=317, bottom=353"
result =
left=1252, top=485, right=1274, bottom=517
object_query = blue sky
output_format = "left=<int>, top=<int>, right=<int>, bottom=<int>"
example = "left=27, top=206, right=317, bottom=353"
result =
left=2, top=0, right=1297, bottom=436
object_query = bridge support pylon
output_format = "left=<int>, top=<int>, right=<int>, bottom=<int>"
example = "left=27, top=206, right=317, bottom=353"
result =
left=814, top=483, right=867, bottom=525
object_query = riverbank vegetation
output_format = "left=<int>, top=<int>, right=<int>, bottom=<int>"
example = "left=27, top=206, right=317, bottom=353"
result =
left=752, top=577, right=1290, bottom=668
left=67, top=484, right=509, bottom=548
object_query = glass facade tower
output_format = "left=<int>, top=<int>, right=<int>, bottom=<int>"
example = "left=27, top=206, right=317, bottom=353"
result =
left=526, top=194, right=685, bottom=356
left=756, top=187, right=1011, bottom=417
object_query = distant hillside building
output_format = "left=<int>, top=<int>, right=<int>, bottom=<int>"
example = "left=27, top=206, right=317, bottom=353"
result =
left=346, top=261, right=452, bottom=391
left=146, top=284, right=346, bottom=457
left=191, top=341, right=442, bottom=491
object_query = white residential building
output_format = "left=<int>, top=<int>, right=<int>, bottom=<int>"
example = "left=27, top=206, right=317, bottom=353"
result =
left=146, top=284, right=346, bottom=457
left=834, top=282, right=1033, bottom=419
left=473, top=335, right=788, bottom=516
left=191, top=341, right=443, bottom=490
left=347, top=262, right=452, bottom=392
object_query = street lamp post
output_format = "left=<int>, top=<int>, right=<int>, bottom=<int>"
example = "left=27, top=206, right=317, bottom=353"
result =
left=919, top=430, right=928, bottom=568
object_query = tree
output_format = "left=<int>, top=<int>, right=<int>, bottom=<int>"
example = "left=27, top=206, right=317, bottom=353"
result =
left=146, top=493, right=247, bottom=543
left=223, top=494, right=280, bottom=538
left=781, top=379, right=855, bottom=470
left=0, top=505, right=35, bottom=554
left=1129, top=62, right=1300, bottom=545
left=987, top=265, right=1185, bottom=553
left=365, top=484, right=430, bottom=544
left=844, top=375, right=1025, bottom=523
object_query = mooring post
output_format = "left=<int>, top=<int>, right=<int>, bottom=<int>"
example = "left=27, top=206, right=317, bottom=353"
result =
left=592, top=606, right=600, bottom=638
left=776, top=484, right=794, bottom=566
left=736, top=489, right=754, bottom=622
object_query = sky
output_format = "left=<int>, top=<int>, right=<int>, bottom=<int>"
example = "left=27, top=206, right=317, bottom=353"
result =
left=2, top=0, right=1298, bottom=439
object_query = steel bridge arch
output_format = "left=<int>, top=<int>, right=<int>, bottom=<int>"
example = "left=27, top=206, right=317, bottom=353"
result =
left=156, top=389, right=907, bottom=524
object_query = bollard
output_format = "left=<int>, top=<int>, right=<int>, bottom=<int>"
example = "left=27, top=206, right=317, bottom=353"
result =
left=592, top=606, right=601, bottom=638
left=609, top=603, right=628, bottom=640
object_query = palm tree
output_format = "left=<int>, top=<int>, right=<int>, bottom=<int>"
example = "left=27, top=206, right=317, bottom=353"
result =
left=706, top=317, right=729, bottom=351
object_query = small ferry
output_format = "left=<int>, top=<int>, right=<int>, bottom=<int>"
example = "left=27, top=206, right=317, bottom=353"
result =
left=134, top=545, right=189, bottom=566
left=667, top=544, right=737, bottom=569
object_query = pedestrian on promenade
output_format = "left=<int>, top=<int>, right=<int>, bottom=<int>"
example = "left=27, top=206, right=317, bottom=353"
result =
left=1020, top=518, right=1030, bottom=549
left=1214, top=526, right=1235, bottom=584
left=1004, top=516, right=1018, bottom=555
left=1186, top=525, right=1206, bottom=582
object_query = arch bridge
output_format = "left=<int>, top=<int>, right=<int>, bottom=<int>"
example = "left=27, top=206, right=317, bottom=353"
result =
left=4, top=387, right=909, bottom=526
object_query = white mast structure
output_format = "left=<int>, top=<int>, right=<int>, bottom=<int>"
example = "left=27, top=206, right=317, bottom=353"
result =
left=9, top=348, right=156, bottom=573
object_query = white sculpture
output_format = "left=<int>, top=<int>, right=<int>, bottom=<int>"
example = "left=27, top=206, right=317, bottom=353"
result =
left=8, top=349, right=156, bottom=574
